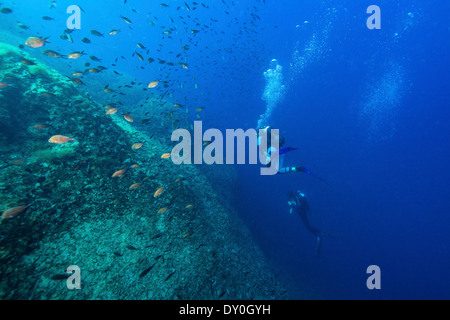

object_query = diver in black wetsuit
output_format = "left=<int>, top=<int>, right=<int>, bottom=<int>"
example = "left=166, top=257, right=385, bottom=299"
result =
left=287, top=190, right=325, bottom=257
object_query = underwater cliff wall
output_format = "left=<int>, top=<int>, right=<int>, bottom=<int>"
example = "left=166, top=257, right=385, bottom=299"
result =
left=0, top=42, right=288, bottom=299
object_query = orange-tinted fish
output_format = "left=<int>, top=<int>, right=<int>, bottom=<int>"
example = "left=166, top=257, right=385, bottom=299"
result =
left=175, top=177, right=185, bottom=183
left=104, top=85, right=114, bottom=93
left=185, top=204, right=194, bottom=210
left=20, top=59, right=35, bottom=66
left=1, top=204, right=31, bottom=220
left=129, top=183, right=143, bottom=190
left=131, top=164, right=141, bottom=169
left=68, top=51, right=85, bottom=59
left=158, top=207, right=168, bottom=214
left=132, top=142, right=144, bottom=150
left=123, top=114, right=134, bottom=122
left=33, top=124, right=49, bottom=130
left=0, top=82, right=10, bottom=89
left=48, top=135, right=75, bottom=144
left=161, top=153, right=171, bottom=159
left=112, top=168, right=128, bottom=178
left=154, top=187, right=165, bottom=198
left=42, top=50, right=64, bottom=58
left=25, top=36, right=49, bottom=48
left=147, top=81, right=159, bottom=88
left=9, top=159, right=25, bottom=165
left=41, top=92, right=55, bottom=98
left=183, top=233, right=192, bottom=239
left=106, top=108, right=118, bottom=115
left=69, top=78, right=84, bottom=85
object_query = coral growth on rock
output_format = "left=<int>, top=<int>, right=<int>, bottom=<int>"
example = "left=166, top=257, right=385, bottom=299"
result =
left=0, top=43, right=287, bottom=300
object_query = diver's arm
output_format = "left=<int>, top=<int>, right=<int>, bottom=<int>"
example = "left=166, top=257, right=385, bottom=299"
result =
left=287, top=201, right=294, bottom=214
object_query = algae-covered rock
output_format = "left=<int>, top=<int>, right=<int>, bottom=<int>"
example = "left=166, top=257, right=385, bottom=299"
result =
left=0, top=42, right=288, bottom=300
left=28, top=64, right=51, bottom=78
left=29, top=143, right=78, bottom=164
left=0, top=42, right=22, bottom=59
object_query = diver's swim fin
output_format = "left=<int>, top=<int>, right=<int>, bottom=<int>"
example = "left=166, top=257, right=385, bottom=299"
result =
left=303, top=167, right=330, bottom=186
left=315, top=235, right=322, bottom=258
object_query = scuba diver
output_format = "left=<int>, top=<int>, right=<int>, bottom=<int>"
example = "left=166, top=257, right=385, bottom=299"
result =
left=257, top=125, right=329, bottom=185
left=287, top=190, right=326, bottom=257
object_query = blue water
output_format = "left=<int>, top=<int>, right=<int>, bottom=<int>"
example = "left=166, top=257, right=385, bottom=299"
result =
left=235, top=0, right=450, bottom=299
left=2, top=0, right=449, bottom=299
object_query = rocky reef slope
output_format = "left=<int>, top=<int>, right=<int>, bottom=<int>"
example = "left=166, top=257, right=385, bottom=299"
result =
left=0, top=42, right=287, bottom=299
